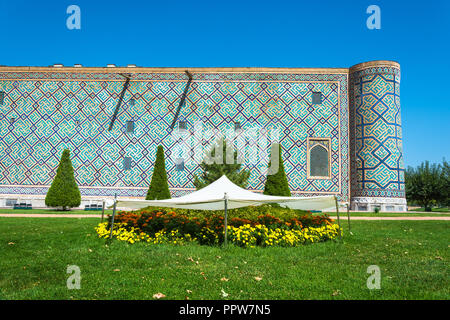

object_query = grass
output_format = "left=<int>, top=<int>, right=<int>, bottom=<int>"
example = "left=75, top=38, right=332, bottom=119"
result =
left=409, top=207, right=450, bottom=213
left=0, top=217, right=448, bottom=300
left=0, top=208, right=112, bottom=215
left=342, top=212, right=450, bottom=217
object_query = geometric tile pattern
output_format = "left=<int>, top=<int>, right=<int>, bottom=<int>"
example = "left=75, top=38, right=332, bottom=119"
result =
left=0, top=70, right=349, bottom=201
left=349, top=66, right=405, bottom=198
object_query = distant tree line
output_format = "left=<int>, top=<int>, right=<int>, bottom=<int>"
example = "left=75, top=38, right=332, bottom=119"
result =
left=405, top=159, right=450, bottom=211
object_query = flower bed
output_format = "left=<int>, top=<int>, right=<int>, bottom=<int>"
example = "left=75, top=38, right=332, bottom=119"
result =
left=228, top=224, right=341, bottom=247
left=95, top=209, right=341, bottom=247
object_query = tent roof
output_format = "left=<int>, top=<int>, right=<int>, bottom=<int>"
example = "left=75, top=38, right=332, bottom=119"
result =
left=116, top=175, right=337, bottom=211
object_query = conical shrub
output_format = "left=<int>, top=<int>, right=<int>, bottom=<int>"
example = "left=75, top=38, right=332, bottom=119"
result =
left=263, top=143, right=291, bottom=196
left=45, top=149, right=81, bottom=210
left=146, top=145, right=171, bottom=200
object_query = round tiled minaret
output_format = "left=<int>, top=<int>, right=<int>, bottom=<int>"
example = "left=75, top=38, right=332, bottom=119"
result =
left=349, top=61, right=407, bottom=212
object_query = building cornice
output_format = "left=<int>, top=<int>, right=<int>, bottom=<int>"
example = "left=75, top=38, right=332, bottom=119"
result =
left=350, top=60, right=400, bottom=73
left=0, top=66, right=349, bottom=74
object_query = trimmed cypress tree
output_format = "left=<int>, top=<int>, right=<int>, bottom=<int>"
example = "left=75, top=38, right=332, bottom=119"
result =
left=45, top=149, right=81, bottom=210
left=263, top=143, right=291, bottom=196
left=194, top=138, right=250, bottom=189
left=146, top=145, right=171, bottom=200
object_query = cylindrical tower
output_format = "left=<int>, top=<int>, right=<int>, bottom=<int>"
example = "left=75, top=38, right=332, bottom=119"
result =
left=349, top=61, right=407, bottom=212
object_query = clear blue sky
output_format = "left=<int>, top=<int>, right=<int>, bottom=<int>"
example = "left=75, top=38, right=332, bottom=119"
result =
left=0, top=0, right=448, bottom=167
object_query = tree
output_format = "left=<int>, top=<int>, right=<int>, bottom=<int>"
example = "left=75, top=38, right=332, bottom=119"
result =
left=146, top=145, right=171, bottom=200
left=194, top=138, right=250, bottom=189
left=263, top=143, right=291, bottom=196
left=405, top=161, right=444, bottom=211
left=45, top=149, right=81, bottom=210
left=440, top=159, right=450, bottom=207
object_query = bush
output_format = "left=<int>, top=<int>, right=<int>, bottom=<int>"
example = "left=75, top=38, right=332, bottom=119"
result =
left=139, top=204, right=309, bottom=221
left=96, top=221, right=341, bottom=247
left=263, top=143, right=291, bottom=196
left=45, top=149, right=81, bottom=210
left=146, top=145, right=171, bottom=200
left=102, top=208, right=335, bottom=246
left=227, top=224, right=341, bottom=248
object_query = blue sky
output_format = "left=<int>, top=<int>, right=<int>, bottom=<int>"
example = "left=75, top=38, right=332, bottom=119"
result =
left=0, top=0, right=448, bottom=167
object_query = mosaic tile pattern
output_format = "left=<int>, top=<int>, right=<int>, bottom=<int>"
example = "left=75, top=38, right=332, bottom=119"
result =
left=0, top=71, right=350, bottom=201
left=349, top=66, right=405, bottom=198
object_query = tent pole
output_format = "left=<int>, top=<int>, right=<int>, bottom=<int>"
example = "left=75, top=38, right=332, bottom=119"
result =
left=101, top=200, right=105, bottom=223
left=224, top=193, right=228, bottom=247
left=109, top=194, right=117, bottom=241
left=334, top=196, right=342, bottom=240
left=346, top=203, right=351, bottom=234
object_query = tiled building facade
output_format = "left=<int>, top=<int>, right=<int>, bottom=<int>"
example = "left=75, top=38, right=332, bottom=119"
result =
left=0, top=60, right=406, bottom=211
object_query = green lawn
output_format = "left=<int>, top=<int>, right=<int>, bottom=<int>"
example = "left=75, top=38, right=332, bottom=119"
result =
left=0, top=208, right=112, bottom=215
left=409, top=207, right=450, bottom=213
left=0, top=217, right=448, bottom=300
left=342, top=212, right=450, bottom=217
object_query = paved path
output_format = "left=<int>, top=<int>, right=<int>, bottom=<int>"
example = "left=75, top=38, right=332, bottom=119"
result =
left=0, top=213, right=449, bottom=221
left=329, top=216, right=450, bottom=221
left=0, top=214, right=102, bottom=218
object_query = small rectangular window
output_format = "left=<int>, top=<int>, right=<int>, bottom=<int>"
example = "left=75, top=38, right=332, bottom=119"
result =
left=0, top=91, right=4, bottom=105
left=126, top=121, right=135, bottom=133
left=175, top=158, right=185, bottom=171
left=234, top=122, right=241, bottom=131
left=123, top=157, right=132, bottom=170
left=5, top=199, right=17, bottom=207
left=178, top=121, right=187, bottom=130
left=312, top=92, right=322, bottom=105
left=10, top=118, right=15, bottom=124
left=129, top=98, right=136, bottom=106
left=358, top=204, right=367, bottom=211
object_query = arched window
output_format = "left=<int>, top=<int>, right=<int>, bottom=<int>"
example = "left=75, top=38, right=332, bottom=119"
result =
left=308, top=138, right=331, bottom=178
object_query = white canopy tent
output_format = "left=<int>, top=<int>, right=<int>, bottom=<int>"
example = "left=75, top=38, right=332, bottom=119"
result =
left=111, top=175, right=344, bottom=244
left=116, top=175, right=338, bottom=211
